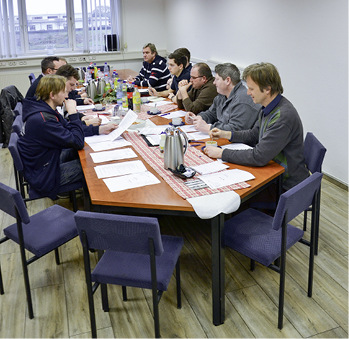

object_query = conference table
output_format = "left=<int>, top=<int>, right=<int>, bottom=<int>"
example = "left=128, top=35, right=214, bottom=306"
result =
left=78, top=105, right=285, bottom=326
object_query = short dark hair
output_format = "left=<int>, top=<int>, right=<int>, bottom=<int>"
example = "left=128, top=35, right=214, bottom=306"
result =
left=56, top=64, right=80, bottom=81
left=41, top=56, right=60, bottom=73
left=36, top=75, right=66, bottom=102
left=194, top=63, right=212, bottom=79
left=242, top=62, right=283, bottom=95
left=168, top=51, right=187, bottom=68
left=173, top=47, right=191, bottom=64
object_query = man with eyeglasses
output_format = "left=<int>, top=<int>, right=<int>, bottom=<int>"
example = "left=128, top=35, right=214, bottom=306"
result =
left=176, top=62, right=217, bottom=114
left=25, top=56, right=67, bottom=99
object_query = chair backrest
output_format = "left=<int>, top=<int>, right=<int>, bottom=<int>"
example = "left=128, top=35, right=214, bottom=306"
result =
left=0, top=182, right=30, bottom=224
left=272, top=172, right=323, bottom=230
left=304, top=132, right=327, bottom=174
left=13, top=102, right=23, bottom=116
left=12, top=115, right=23, bottom=135
left=74, top=211, right=164, bottom=256
left=28, top=73, right=36, bottom=85
left=8, top=132, right=24, bottom=171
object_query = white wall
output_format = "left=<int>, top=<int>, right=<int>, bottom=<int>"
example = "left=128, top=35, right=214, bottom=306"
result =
left=164, top=0, right=348, bottom=185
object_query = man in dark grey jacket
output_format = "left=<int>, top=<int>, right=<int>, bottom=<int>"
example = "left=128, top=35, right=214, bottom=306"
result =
left=205, top=62, right=309, bottom=191
left=185, top=63, right=259, bottom=134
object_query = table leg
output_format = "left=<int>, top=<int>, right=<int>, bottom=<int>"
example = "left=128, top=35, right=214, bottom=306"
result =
left=211, top=213, right=225, bottom=325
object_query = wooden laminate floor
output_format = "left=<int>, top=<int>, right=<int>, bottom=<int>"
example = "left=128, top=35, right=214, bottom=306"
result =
left=0, top=147, right=347, bottom=338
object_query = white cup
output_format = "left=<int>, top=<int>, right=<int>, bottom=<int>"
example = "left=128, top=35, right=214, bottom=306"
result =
left=95, top=103, right=103, bottom=111
left=172, top=117, right=182, bottom=126
left=205, top=140, right=217, bottom=147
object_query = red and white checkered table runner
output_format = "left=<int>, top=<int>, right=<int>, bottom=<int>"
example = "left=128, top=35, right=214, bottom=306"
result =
left=124, top=132, right=250, bottom=200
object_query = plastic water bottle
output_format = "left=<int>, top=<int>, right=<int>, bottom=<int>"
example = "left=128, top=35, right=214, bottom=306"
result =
left=103, top=62, right=109, bottom=81
left=132, top=85, right=141, bottom=113
left=122, top=80, right=128, bottom=111
left=116, top=79, right=123, bottom=107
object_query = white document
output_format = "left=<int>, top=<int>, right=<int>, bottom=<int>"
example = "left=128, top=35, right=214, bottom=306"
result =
left=90, top=148, right=137, bottom=163
left=186, top=131, right=210, bottom=140
left=146, top=134, right=161, bottom=146
left=88, top=138, right=132, bottom=152
left=103, top=171, right=161, bottom=192
left=180, top=124, right=198, bottom=133
left=94, top=159, right=147, bottom=179
left=106, top=109, right=138, bottom=141
left=139, top=125, right=170, bottom=135
left=160, top=110, right=187, bottom=119
left=192, top=161, right=229, bottom=175
left=221, top=143, right=253, bottom=151
left=147, top=101, right=169, bottom=107
left=76, top=104, right=95, bottom=111
left=138, top=88, right=149, bottom=93
left=199, top=169, right=255, bottom=189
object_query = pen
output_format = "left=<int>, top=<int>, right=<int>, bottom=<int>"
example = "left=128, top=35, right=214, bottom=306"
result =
left=190, top=144, right=202, bottom=147
left=160, top=113, right=170, bottom=117
left=189, top=140, right=205, bottom=143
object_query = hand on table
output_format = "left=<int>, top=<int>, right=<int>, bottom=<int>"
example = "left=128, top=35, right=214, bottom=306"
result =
left=204, top=146, right=224, bottom=159
left=210, top=128, right=232, bottom=140
left=99, top=123, right=118, bottom=135
left=185, top=112, right=196, bottom=124
left=81, top=115, right=101, bottom=126
left=148, top=87, right=158, bottom=96
left=192, top=115, right=210, bottom=133
left=83, top=98, right=94, bottom=105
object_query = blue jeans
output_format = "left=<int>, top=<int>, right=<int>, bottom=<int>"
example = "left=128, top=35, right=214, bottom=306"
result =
left=59, top=148, right=84, bottom=188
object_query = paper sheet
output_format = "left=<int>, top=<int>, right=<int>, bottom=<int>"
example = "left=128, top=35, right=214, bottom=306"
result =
left=199, top=169, right=255, bottom=189
left=90, top=148, right=137, bottom=163
left=94, top=159, right=147, bottom=179
left=88, top=138, right=132, bottom=152
left=192, top=161, right=229, bottom=175
left=139, top=125, right=170, bottom=135
left=160, top=110, right=187, bottom=119
left=186, top=131, right=210, bottom=140
left=180, top=124, right=198, bottom=133
left=221, top=143, right=253, bottom=150
left=103, top=171, right=161, bottom=192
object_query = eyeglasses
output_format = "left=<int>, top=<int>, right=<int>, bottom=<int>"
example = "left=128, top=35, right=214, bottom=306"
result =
left=190, top=75, right=203, bottom=80
left=50, top=68, right=59, bottom=71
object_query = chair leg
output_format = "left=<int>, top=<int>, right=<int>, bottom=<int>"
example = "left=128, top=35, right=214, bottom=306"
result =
left=101, top=283, right=109, bottom=312
left=303, top=209, right=308, bottom=231
left=0, top=264, right=4, bottom=295
left=278, top=254, right=286, bottom=330
left=122, top=286, right=127, bottom=301
left=308, top=193, right=318, bottom=297
left=70, top=191, right=78, bottom=212
left=250, top=259, right=255, bottom=271
left=54, top=248, right=60, bottom=265
left=152, top=288, right=160, bottom=338
left=176, top=259, right=181, bottom=309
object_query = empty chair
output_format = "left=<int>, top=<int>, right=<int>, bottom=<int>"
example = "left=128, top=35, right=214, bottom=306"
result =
left=223, top=172, right=323, bottom=329
left=0, top=181, right=78, bottom=318
left=13, top=101, right=23, bottom=116
left=28, top=73, right=36, bottom=85
left=12, top=115, right=23, bottom=135
left=8, top=132, right=83, bottom=211
left=302, top=132, right=327, bottom=254
left=74, top=211, right=184, bottom=338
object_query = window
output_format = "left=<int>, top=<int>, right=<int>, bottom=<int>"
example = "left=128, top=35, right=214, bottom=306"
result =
left=0, top=0, right=121, bottom=59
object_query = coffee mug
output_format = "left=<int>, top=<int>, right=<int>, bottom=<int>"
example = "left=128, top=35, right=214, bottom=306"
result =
left=95, top=103, right=103, bottom=111
left=172, top=117, right=182, bottom=126
left=205, top=140, right=217, bottom=147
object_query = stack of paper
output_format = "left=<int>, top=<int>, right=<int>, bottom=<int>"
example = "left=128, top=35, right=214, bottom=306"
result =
left=192, top=161, right=229, bottom=175
left=199, top=169, right=255, bottom=189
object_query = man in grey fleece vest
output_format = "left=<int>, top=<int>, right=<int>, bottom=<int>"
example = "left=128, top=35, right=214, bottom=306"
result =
left=205, top=62, right=309, bottom=191
left=185, top=63, right=260, bottom=134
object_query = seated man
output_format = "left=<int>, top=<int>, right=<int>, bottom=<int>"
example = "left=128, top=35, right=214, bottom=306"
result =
left=205, top=62, right=309, bottom=191
left=25, top=56, right=67, bottom=98
left=56, top=64, right=117, bottom=135
left=177, top=62, right=217, bottom=114
left=166, top=47, right=192, bottom=90
left=185, top=63, right=259, bottom=134
left=127, top=43, right=171, bottom=92
left=18, top=75, right=86, bottom=199
left=148, top=50, right=190, bottom=103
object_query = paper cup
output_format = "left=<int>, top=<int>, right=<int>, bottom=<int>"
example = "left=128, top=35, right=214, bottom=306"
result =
left=172, top=117, right=182, bottom=126
left=95, top=104, right=103, bottom=111
left=206, top=140, right=217, bottom=147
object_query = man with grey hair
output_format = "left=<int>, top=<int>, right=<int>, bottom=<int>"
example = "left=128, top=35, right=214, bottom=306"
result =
left=127, top=43, right=171, bottom=91
left=185, top=63, right=259, bottom=133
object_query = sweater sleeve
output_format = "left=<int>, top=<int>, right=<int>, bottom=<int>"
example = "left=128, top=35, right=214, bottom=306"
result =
left=182, top=86, right=217, bottom=114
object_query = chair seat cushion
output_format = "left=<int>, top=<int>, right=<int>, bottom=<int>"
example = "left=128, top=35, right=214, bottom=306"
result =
left=4, top=205, right=77, bottom=257
left=91, top=235, right=183, bottom=291
left=224, top=208, right=304, bottom=267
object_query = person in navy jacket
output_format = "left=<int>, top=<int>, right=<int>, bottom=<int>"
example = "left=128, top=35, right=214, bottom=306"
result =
left=18, top=75, right=85, bottom=199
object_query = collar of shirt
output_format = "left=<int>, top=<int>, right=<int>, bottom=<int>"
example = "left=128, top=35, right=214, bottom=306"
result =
left=262, top=93, right=282, bottom=116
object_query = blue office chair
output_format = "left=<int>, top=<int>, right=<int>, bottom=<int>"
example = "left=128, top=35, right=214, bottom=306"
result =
left=8, top=132, right=83, bottom=211
left=223, top=172, right=323, bottom=329
left=28, top=73, right=36, bottom=85
left=74, top=211, right=184, bottom=338
left=0, top=181, right=78, bottom=318
left=12, top=115, right=23, bottom=135
left=302, top=132, right=326, bottom=254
